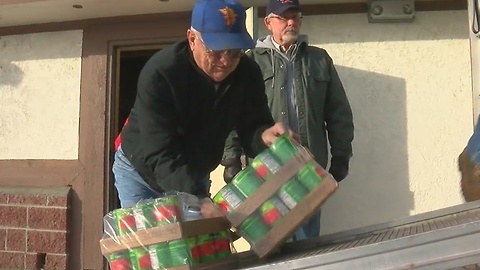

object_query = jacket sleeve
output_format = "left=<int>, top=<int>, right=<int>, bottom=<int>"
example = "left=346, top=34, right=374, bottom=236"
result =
left=324, top=52, right=354, bottom=159
left=223, top=130, right=243, bottom=161
left=235, top=60, right=275, bottom=158
left=223, top=51, right=267, bottom=161
left=134, top=68, right=201, bottom=195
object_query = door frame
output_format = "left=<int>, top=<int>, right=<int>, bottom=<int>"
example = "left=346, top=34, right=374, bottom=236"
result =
left=81, top=12, right=190, bottom=269
left=106, top=43, right=171, bottom=215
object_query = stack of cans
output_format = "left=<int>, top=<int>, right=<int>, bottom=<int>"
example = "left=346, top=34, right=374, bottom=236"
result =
left=213, top=135, right=328, bottom=246
left=106, top=195, right=233, bottom=270
left=108, top=232, right=232, bottom=270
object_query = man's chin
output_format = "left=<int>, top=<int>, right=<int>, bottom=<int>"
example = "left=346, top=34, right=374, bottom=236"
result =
left=210, top=74, right=228, bottom=83
left=211, top=71, right=233, bottom=82
left=283, top=34, right=298, bottom=44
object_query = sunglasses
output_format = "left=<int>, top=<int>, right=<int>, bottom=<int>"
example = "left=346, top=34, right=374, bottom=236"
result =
left=205, top=48, right=245, bottom=59
left=196, top=34, right=245, bottom=59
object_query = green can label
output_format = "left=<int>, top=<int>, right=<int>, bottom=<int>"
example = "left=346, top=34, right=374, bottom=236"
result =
left=278, top=189, right=297, bottom=209
left=260, top=197, right=289, bottom=227
left=213, top=230, right=232, bottom=258
left=169, top=239, right=191, bottom=267
left=278, top=179, right=309, bottom=210
left=168, top=239, right=192, bottom=266
left=186, top=237, right=202, bottom=265
left=133, top=204, right=156, bottom=230
left=197, top=234, right=217, bottom=263
left=113, top=208, right=137, bottom=235
left=251, top=150, right=281, bottom=180
left=151, top=197, right=181, bottom=225
left=108, top=251, right=132, bottom=270
left=270, top=135, right=299, bottom=164
left=297, top=163, right=324, bottom=191
left=149, top=243, right=171, bottom=269
left=130, top=247, right=153, bottom=270
left=213, top=185, right=245, bottom=213
left=239, top=212, right=270, bottom=245
left=232, top=167, right=263, bottom=197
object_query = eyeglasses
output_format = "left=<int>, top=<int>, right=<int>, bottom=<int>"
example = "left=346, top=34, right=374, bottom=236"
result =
left=196, top=34, right=245, bottom=59
left=268, top=14, right=303, bottom=22
left=205, top=48, right=245, bottom=59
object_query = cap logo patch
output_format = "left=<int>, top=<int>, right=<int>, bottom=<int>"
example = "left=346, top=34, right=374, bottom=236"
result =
left=219, top=7, right=238, bottom=28
left=279, top=0, right=293, bottom=3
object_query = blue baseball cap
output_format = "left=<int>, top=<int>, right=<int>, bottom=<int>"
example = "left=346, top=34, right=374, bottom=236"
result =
left=266, top=0, right=301, bottom=15
left=191, top=0, right=255, bottom=51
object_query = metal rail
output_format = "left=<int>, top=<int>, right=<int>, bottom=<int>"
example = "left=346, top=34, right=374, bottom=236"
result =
left=236, top=200, right=480, bottom=270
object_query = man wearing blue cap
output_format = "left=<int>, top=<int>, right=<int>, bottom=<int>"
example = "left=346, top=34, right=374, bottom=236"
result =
left=112, top=0, right=296, bottom=217
left=223, top=0, right=354, bottom=240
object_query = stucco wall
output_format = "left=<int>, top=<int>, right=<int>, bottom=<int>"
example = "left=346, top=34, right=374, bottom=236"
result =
left=0, top=30, right=82, bottom=160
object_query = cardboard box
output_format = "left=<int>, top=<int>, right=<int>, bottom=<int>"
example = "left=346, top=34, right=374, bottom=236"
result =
left=100, top=217, right=238, bottom=270
left=226, top=148, right=338, bottom=258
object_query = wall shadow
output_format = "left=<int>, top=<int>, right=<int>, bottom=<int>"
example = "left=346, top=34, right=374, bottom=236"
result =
left=320, top=66, right=413, bottom=234
left=0, top=31, right=82, bottom=60
left=0, top=62, right=23, bottom=87
left=68, top=187, right=82, bottom=269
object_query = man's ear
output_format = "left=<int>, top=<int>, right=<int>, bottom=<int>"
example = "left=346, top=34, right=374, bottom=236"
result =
left=186, top=29, right=196, bottom=49
left=264, top=17, right=271, bottom=30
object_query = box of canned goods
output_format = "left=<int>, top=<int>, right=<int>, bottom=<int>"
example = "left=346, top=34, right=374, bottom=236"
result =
left=100, top=193, right=238, bottom=270
left=214, top=134, right=338, bottom=258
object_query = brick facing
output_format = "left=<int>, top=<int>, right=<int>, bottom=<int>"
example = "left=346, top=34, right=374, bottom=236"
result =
left=0, top=189, right=70, bottom=270
left=8, top=194, right=47, bottom=205
left=0, top=194, right=8, bottom=204
left=28, top=207, right=67, bottom=231
left=25, top=253, right=38, bottom=269
left=0, top=251, right=25, bottom=269
left=47, top=196, right=69, bottom=207
left=27, top=231, right=67, bottom=254
left=6, top=229, right=26, bottom=252
left=0, top=229, right=5, bottom=251
left=0, top=206, right=27, bottom=228
left=45, top=254, right=68, bottom=269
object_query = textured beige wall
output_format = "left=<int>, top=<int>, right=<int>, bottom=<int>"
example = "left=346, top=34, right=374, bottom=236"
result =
left=298, top=10, right=471, bottom=235
left=0, top=30, right=82, bottom=160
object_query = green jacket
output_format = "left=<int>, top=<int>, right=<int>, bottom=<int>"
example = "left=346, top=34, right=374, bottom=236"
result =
left=223, top=35, right=353, bottom=168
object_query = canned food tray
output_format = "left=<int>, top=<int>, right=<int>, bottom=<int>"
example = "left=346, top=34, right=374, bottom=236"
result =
left=225, top=148, right=338, bottom=258
left=100, top=217, right=238, bottom=270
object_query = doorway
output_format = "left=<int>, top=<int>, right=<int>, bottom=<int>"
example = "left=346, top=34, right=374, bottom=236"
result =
left=107, top=44, right=167, bottom=211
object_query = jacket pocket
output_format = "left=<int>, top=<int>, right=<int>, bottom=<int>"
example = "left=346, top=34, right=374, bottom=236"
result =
left=263, top=69, right=274, bottom=86
left=305, top=65, right=329, bottom=122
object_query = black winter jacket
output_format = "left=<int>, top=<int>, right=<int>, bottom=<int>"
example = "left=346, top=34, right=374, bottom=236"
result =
left=121, top=40, right=274, bottom=196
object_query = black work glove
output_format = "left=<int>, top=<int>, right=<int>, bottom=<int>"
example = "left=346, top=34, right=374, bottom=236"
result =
left=221, top=158, right=242, bottom=184
left=329, top=156, right=350, bottom=182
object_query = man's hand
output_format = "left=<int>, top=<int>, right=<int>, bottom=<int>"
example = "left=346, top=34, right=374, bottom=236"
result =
left=262, top=122, right=299, bottom=146
left=329, top=156, right=350, bottom=182
left=199, top=198, right=224, bottom=218
left=221, top=158, right=242, bottom=184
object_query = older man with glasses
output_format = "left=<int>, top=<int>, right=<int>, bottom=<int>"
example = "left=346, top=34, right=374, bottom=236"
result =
left=223, top=0, right=354, bottom=241
left=112, top=0, right=296, bottom=217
